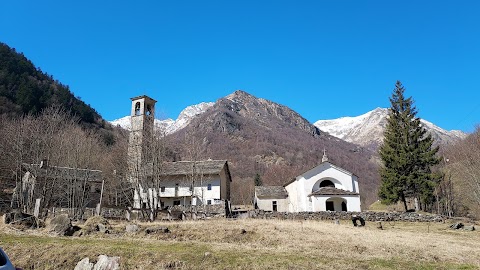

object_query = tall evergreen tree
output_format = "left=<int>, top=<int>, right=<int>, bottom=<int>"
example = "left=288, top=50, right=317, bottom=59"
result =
left=378, top=81, right=440, bottom=211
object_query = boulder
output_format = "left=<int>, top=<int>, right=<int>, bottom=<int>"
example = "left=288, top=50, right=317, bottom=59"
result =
left=4, top=210, right=40, bottom=229
left=464, top=225, right=475, bottom=231
left=125, top=224, right=139, bottom=233
left=49, top=214, right=72, bottom=235
left=82, top=216, right=111, bottom=235
left=65, top=225, right=82, bottom=236
left=74, top=257, right=93, bottom=270
left=93, top=255, right=120, bottom=270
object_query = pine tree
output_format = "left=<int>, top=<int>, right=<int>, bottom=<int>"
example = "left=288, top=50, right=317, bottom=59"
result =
left=378, top=81, right=440, bottom=211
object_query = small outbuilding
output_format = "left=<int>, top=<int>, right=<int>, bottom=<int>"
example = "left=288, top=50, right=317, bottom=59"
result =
left=254, top=186, right=289, bottom=212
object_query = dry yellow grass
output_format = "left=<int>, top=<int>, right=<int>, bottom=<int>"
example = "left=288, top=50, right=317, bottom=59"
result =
left=1, top=218, right=479, bottom=269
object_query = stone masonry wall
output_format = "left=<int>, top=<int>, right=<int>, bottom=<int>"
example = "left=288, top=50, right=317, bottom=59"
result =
left=249, top=210, right=446, bottom=222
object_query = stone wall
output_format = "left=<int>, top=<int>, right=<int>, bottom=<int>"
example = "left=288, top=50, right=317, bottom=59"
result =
left=249, top=210, right=446, bottom=222
left=169, top=203, right=226, bottom=216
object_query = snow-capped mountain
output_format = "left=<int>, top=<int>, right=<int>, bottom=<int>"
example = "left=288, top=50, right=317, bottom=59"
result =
left=314, top=108, right=467, bottom=149
left=109, top=102, right=214, bottom=134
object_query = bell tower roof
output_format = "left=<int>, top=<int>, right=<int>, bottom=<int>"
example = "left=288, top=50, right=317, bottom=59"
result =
left=130, top=95, right=157, bottom=103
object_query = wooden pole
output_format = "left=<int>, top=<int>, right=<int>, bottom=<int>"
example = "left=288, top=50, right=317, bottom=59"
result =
left=97, top=179, right=105, bottom=216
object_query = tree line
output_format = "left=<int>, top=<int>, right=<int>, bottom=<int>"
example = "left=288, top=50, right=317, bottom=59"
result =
left=0, top=107, right=130, bottom=215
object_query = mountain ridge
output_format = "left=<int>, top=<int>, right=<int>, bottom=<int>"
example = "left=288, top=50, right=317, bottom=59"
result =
left=314, top=108, right=467, bottom=150
left=165, top=90, right=380, bottom=206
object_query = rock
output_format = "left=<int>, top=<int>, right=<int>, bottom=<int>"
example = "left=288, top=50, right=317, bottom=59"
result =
left=376, top=222, right=383, bottom=230
left=240, top=229, right=247, bottom=234
left=204, top=252, right=211, bottom=258
left=450, top=222, right=464, bottom=230
left=96, top=223, right=109, bottom=234
left=125, top=224, right=139, bottom=233
left=464, top=225, right=475, bottom=231
left=74, top=257, right=94, bottom=270
left=4, top=210, right=40, bottom=229
left=65, top=225, right=82, bottom=236
left=49, top=214, right=72, bottom=235
left=93, top=255, right=120, bottom=270
left=145, top=226, right=170, bottom=234
left=83, top=216, right=111, bottom=235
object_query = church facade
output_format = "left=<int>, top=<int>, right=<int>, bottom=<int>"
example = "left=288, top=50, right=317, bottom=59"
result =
left=255, top=153, right=361, bottom=212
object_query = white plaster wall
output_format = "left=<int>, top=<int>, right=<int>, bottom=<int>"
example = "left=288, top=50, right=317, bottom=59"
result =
left=133, top=176, right=223, bottom=208
left=285, top=179, right=300, bottom=212
left=346, top=196, right=361, bottom=212
left=255, top=197, right=289, bottom=212
left=285, top=163, right=361, bottom=212
left=312, top=196, right=361, bottom=212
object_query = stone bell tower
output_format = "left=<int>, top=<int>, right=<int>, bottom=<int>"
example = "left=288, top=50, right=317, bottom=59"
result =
left=127, top=95, right=156, bottom=183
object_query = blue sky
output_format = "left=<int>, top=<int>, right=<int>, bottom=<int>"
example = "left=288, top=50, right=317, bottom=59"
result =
left=1, top=1, right=479, bottom=132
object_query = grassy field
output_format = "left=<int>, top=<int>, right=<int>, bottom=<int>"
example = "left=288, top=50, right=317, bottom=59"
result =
left=0, top=217, right=479, bottom=269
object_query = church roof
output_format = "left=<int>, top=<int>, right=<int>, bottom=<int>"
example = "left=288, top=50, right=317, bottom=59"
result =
left=157, top=160, right=230, bottom=179
left=308, top=187, right=359, bottom=196
left=283, top=161, right=358, bottom=187
left=255, top=186, right=288, bottom=199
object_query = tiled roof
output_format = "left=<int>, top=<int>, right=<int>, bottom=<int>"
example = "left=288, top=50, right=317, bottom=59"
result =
left=255, top=186, right=288, bottom=199
left=308, top=187, right=359, bottom=196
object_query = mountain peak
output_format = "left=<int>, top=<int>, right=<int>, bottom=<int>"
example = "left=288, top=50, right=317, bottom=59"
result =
left=314, top=108, right=467, bottom=150
left=226, top=90, right=256, bottom=101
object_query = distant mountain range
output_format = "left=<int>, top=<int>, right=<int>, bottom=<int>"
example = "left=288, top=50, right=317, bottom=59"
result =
left=111, top=90, right=381, bottom=205
left=314, top=108, right=467, bottom=150
left=110, top=102, right=467, bottom=151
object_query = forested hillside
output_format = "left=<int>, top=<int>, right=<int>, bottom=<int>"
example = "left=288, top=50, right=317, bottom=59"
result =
left=0, top=42, right=127, bottom=212
left=0, top=42, right=100, bottom=125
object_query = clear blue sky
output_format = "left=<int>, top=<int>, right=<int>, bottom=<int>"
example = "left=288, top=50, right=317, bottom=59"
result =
left=1, top=1, right=479, bottom=132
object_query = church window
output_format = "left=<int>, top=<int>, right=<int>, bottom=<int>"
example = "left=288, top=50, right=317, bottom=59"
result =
left=146, top=104, right=153, bottom=116
left=320, top=180, right=335, bottom=188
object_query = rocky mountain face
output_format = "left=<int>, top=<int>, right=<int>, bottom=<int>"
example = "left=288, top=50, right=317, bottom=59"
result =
left=314, top=108, right=467, bottom=150
left=167, top=90, right=380, bottom=206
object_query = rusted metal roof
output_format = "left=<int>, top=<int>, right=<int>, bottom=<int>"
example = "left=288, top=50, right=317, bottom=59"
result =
left=255, top=186, right=288, bottom=199
left=308, top=187, right=359, bottom=196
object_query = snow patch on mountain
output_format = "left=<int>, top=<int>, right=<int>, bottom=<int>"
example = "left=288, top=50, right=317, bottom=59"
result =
left=314, top=108, right=467, bottom=149
left=109, top=102, right=214, bottom=134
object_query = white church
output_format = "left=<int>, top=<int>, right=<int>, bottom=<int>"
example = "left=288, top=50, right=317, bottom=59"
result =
left=255, top=152, right=361, bottom=212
